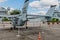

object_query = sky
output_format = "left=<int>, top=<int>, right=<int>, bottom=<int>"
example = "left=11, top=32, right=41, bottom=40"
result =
left=0, top=0, right=60, bottom=15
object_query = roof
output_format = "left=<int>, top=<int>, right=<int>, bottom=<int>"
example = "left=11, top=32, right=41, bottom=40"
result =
left=0, top=7, right=7, bottom=11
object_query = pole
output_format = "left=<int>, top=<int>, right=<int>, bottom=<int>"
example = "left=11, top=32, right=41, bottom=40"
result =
left=26, top=14, right=28, bottom=29
left=16, top=26, right=20, bottom=37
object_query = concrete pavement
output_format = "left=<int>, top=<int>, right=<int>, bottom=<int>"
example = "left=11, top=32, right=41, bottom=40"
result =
left=0, top=22, right=60, bottom=40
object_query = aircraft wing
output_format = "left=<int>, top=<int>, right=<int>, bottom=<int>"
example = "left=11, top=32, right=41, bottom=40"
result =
left=27, top=15, right=51, bottom=19
left=0, top=15, right=19, bottom=18
left=0, top=14, right=50, bottom=19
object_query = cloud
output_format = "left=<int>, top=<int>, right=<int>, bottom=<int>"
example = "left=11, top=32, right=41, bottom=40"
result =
left=29, top=10, right=46, bottom=15
left=29, top=1, right=40, bottom=8
left=29, top=0, right=59, bottom=15
left=38, top=11, right=46, bottom=15
left=11, top=8, right=14, bottom=10
left=40, top=0, right=58, bottom=6
left=29, top=0, right=59, bottom=8
left=0, top=0, right=7, bottom=2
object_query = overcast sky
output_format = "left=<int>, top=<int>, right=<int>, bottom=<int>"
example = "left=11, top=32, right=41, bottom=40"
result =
left=0, top=0, right=60, bottom=15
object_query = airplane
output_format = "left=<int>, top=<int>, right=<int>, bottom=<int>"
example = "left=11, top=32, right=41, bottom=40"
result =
left=0, top=0, right=57, bottom=29
left=13, top=0, right=56, bottom=26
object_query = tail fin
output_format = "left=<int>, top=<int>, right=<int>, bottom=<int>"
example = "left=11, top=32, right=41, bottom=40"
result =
left=21, top=0, right=29, bottom=20
left=17, top=0, right=29, bottom=26
left=22, top=0, right=29, bottom=14
left=46, top=5, right=56, bottom=17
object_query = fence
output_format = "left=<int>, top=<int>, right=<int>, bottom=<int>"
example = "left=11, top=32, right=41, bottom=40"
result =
left=26, top=21, right=42, bottom=27
left=0, top=21, right=13, bottom=29
left=0, top=21, right=60, bottom=29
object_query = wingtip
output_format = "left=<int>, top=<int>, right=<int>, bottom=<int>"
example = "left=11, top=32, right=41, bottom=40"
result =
left=24, top=0, right=29, bottom=3
left=51, top=5, right=56, bottom=7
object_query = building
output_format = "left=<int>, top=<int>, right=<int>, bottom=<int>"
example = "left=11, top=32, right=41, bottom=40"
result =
left=0, top=7, right=7, bottom=21
left=0, top=7, right=8, bottom=15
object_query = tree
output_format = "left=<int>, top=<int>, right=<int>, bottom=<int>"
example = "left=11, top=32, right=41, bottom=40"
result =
left=10, top=10, right=21, bottom=15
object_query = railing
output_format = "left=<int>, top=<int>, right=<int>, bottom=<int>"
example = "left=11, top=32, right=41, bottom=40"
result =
left=0, top=21, right=13, bottom=29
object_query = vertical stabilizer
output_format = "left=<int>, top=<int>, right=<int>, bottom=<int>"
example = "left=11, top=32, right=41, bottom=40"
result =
left=17, top=0, right=29, bottom=26
left=46, top=5, right=56, bottom=17
left=20, top=0, right=29, bottom=20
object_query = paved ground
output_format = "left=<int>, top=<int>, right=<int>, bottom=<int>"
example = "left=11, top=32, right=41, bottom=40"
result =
left=0, top=23, right=60, bottom=40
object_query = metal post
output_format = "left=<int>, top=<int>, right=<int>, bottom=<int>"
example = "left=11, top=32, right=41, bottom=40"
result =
left=16, top=26, right=20, bottom=37
left=26, top=14, right=28, bottom=29
left=41, top=22, right=44, bottom=34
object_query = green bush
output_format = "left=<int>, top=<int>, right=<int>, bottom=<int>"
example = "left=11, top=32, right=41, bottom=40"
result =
left=51, top=18, right=59, bottom=22
left=2, top=17, right=10, bottom=21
